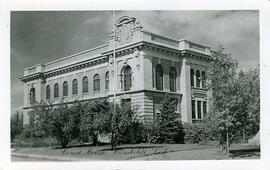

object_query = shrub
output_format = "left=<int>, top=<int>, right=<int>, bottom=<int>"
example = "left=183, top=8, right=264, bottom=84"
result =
left=123, top=121, right=146, bottom=144
left=79, top=99, right=110, bottom=146
left=154, top=94, right=185, bottom=144
left=20, top=125, right=33, bottom=138
left=173, top=120, right=185, bottom=144
left=32, top=102, right=81, bottom=148
left=109, top=104, right=136, bottom=149
left=14, top=136, right=58, bottom=148
left=11, top=112, right=23, bottom=142
left=183, top=122, right=206, bottom=144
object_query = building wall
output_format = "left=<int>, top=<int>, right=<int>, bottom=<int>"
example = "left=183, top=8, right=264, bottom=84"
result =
left=43, top=61, right=109, bottom=104
left=22, top=49, right=210, bottom=126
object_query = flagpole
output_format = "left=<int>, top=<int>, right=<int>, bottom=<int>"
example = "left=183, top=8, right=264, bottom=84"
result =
left=113, top=10, right=116, bottom=113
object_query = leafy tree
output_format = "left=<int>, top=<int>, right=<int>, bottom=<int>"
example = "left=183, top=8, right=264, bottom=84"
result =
left=10, top=111, right=23, bottom=142
left=155, top=94, right=184, bottom=143
left=109, top=103, right=135, bottom=150
left=207, top=46, right=260, bottom=152
left=33, top=102, right=81, bottom=148
left=80, top=99, right=110, bottom=145
left=234, top=68, right=260, bottom=140
left=206, top=45, right=239, bottom=152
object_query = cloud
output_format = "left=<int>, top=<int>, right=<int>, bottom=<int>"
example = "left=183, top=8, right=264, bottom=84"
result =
left=117, top=10, right=259, bottom=68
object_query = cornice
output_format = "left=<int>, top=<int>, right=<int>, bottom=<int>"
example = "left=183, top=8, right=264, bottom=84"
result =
left=21, top=56, right=109, bottom=82
left=20, top=72, right=45, bottom=82
left=44, top=56, right=109, bottom=78
left=181, top=50, right=211, bottom=61
left=21, top=41, right=211, bottom=83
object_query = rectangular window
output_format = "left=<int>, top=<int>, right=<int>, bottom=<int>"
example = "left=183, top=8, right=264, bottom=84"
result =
left=203, top=101, right=207, bottom=117
left=197, top=101, right=202, bottom=119
left=192, top=100, right=196, bottom=119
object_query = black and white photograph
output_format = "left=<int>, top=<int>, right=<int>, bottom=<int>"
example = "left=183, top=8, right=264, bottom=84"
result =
left=9, top=10, right=261, bottom=161
left=3, top=0, right=270, bottom=169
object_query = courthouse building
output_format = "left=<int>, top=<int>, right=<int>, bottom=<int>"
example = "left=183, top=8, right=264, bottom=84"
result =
left=20, top=16, right=212, bottom=124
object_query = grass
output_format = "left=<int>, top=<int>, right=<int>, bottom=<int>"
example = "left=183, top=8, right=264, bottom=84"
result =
left=12, top=143, right=260, bottom=161
left=12, top=143, right=226, bottom=161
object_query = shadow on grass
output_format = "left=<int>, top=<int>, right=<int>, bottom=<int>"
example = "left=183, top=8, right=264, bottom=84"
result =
left=53, top=143, right=165, bottom=151
left=100, top=145, right=164, bottom=151
left=229, top=148, right=260, bottom=158
left=53, top=142, right=110, bottom=149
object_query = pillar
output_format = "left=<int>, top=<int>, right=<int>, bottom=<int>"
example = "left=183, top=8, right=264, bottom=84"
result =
left=180, top=58, right=192, bottom=123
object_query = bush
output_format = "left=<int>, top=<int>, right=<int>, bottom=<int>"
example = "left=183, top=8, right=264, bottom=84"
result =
left=32, top=102, right=81, bottom=148
left=154, top=94, right=185, bottom=144
left=110, top=104, right=136, bottom=149
left=14, top=136, right=58, bottom=148
left=173, top=120, right=185, bottom=144
left=79, top=99, right=110, bottom=146
left=11, top=112, right=23, bottom=142
left=183, top=122, right=206, bottom=144
left=123, top=121, right=146, bottom=144
left=20, top=125, right=33, bottom=138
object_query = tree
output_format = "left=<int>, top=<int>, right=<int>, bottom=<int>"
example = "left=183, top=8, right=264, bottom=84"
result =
left=207, top=45, right=260, bottom=154
left=10, top=111, right=23, bottom=142
left=80, top=99, right=110, bottom=145
left=155, top=94, right=184, bottom=143
left=235, top=68, right=260, bottom=141
left=109, top=103, right=135, bottom=150
left=206, top=45, right=239, bottom=153
left=33, top=102, right=81, bottom=148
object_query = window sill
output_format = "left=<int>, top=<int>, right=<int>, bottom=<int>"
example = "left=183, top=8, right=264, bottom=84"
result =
left=191, top=86, right=207, bottom=90
left=192, top=119, right=202, bottom=123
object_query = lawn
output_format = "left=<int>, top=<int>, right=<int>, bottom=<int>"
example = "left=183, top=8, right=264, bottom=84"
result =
left=12, top=143, right=260, bottom=161
left=12, top=143, right=230, bottom=161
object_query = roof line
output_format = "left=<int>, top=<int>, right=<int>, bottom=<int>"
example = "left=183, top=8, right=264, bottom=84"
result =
left=45, top=44, right=109, bottom=66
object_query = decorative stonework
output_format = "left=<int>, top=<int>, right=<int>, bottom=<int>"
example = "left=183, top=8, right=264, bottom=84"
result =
left=109, top=16, right=143, bottom=48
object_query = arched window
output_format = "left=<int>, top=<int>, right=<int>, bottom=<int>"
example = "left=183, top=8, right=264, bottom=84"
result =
left=105, top=71, right=109, bottom=90
left=196, top=70, right=200, bottom=87
left=169, top=67, right=177, bottom=92
left=63, top=81, right=68, bottom=97
left=202, top=71, right=206, bottom=88
left=29, top=87, right=36, bottom=104
left=156, top=64, right=163, bottom=90
left=190, top=69, right=194, bottom=87
left=46, top=85, right=50, bottom=99
left=93, top=74, right=100, bottom=91
left=82, top=76, right=88, bottom=93
left=72, top=79, right=78, bottom=95
left=54, top=83, right=59, bottom=98
left=123, top=66, right=132, bottom=91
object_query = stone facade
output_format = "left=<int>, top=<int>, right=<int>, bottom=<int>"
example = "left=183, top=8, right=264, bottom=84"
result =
left=20, top=16, right=212, bottom=124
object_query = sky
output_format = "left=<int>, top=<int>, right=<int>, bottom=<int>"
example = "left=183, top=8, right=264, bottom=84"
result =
left=10, top=10, right=259, bottom=114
